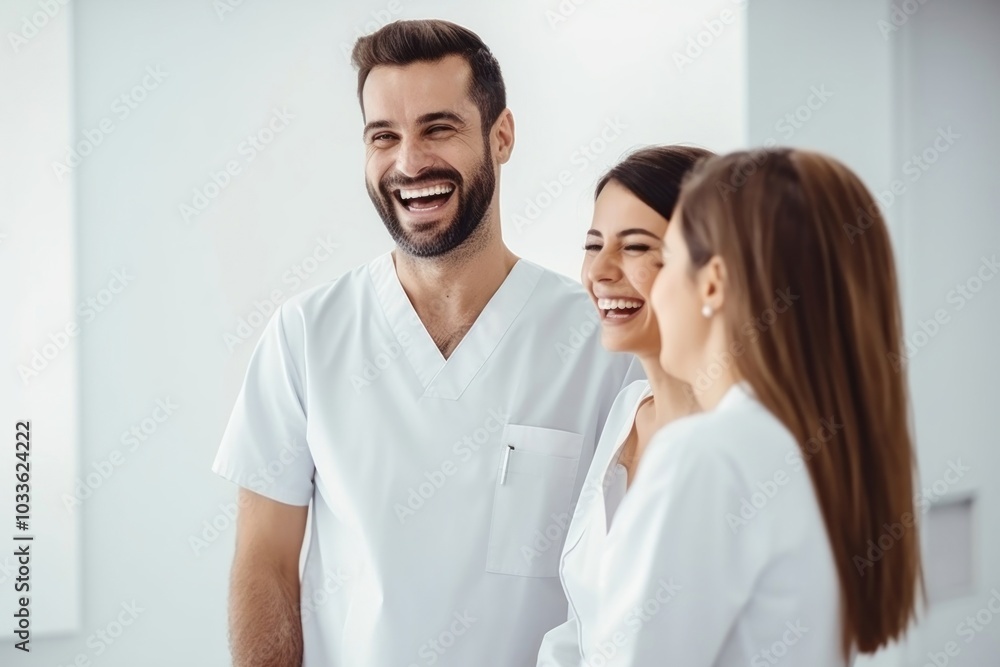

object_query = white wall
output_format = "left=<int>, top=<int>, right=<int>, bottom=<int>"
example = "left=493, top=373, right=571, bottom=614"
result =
left=746, top=0, right=894, bottom=203
left=893, top=0, right=1000, bottom=664
left=1, top=0, right=79, bottom=641
left=747, top=0, right=1000, bottom=665
left=9, top=1, right=747, bottom=664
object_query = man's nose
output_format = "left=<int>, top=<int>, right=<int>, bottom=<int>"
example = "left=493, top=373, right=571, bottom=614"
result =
left=395, top=136, right=434, bottom=178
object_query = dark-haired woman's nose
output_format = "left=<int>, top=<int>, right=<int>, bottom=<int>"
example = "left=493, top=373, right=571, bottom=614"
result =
left=588, top=248, right=623, bottom=286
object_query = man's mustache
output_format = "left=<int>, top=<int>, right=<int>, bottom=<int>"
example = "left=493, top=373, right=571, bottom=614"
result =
left=380, top=169, right=463, bottom=192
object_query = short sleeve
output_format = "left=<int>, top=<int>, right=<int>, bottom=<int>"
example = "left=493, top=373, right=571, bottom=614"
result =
left=212, top=302, right=315, bottom=506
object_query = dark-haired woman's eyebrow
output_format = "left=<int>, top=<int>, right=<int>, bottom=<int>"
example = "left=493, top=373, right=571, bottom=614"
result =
left=617, top=228, right=661, bottom=240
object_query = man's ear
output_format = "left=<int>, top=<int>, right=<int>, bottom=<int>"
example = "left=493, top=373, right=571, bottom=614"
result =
left=493, top=108, right=515, bottom=165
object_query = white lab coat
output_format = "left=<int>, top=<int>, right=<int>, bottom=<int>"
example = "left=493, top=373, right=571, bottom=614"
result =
left=538, top=381, right=851, bottom=666
left=212, top=251, right=642, bottom=667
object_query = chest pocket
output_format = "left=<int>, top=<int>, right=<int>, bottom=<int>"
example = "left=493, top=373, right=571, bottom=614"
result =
left=486, top=423, right=584, bottom=577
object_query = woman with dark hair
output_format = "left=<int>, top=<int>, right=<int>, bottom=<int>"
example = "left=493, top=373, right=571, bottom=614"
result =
left=570, top=148, right=923, bottom=665
left=536, top=145, right=713, bottom=665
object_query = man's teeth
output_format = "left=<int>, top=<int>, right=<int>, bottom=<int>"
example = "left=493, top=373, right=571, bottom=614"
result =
left=597, top=298, right=643, bottom=310
left=398, top=184, right=454, bottom=200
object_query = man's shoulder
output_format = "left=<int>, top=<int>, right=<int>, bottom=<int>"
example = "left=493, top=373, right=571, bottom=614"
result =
left=519, top=258, right=591, bottom=309
left=280, top=253, right=383, bottom=317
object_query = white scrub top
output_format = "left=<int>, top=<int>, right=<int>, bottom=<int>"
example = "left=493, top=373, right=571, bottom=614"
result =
left=538, top=381, right=850, bottom=667
left=537, top=380, right=650, bottom=666
left=212, top=251, right=641, bottom=667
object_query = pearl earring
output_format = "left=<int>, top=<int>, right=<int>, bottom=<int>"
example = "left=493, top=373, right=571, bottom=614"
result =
left=701, top=304, right=714, bottom=318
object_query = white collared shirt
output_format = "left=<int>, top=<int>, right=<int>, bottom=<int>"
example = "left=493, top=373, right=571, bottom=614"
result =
left=212, top=251, right=641, bottom=666
left=539, top=382, right=850, bottom=666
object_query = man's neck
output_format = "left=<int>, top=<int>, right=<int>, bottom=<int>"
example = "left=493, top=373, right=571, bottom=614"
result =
left=392, top=230, right=519, bottom=357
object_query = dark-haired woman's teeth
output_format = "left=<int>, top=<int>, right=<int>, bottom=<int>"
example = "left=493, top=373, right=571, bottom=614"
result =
left=597, top=298, right=643, bottom=310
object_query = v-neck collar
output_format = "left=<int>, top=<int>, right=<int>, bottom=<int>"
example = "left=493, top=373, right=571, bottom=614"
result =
left=562, top=381, right=652, bottom=554
left=368, top=251, right=542, bottom=400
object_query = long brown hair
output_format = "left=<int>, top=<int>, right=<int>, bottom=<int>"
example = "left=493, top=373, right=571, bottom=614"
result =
left=676, top=148, right=923, bottom=655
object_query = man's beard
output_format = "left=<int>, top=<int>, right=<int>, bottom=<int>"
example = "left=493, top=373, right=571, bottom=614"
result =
left=367, top=143, right=496, bottom=258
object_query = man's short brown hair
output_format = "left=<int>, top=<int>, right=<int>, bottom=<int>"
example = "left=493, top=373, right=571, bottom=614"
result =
left=351, top=19, right=507, bottom=134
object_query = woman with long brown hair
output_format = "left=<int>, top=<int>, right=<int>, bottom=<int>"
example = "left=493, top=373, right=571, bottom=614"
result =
left=579, top=148, right=923, bottom=665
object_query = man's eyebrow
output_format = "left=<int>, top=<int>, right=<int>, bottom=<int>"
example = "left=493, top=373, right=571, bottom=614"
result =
left=416, top=111, right=466, bottom=126
left=363, top=119, right=393, bottom=138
